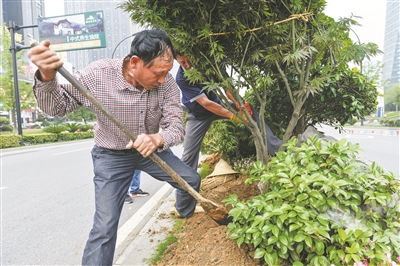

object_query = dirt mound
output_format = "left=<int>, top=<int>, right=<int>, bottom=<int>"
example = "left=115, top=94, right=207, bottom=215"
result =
left=156, top=175, right=261, bottom=266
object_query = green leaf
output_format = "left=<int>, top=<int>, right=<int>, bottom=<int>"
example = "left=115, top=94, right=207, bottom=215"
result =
left=293, top=262, right=303, bottom=266
left=296, top=193, right=309, bottom=202
left=279, top=235, right=289, bottom=247
left=315, top=240, right=325, bottom=255
left=289, top=224, right=301, bottom=232
left=271, top=225, right=279, bottom=237
left=294, top=233, right=306, bottom=242
left=305, top=236, right=312, bottom=248
left=254, top=248, right=265, bottom=259
left=338, top=229, right=347, bottom=242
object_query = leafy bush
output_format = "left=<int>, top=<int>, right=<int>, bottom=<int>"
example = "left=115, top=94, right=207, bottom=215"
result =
left=380, top=117, right=400, bottom=127
left=0, top=117, right=13, bottom=132
left=22, top=133, right=58, bottom=144
left=65, top=123, right=81, bottom=133
left=202, top=120, right=256, bottom=162
left=57, top=131, right=93, bottom=141
left=224, top=137, right=400, bottom=265
left=0, top=135, right=21, bottom=148
left=78, top=124, right=94, bottom=132
left=198, top=163, right=213, bottom=179
left=43, top=124, right=67, bottom=134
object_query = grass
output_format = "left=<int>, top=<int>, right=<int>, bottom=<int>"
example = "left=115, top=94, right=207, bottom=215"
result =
left=147, top=219, right=185, bottom=265
left=385, top=111, right=400, bottom=118
left=1, top=128, right=44, bottom=135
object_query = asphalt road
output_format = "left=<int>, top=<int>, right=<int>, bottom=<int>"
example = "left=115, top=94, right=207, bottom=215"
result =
left=318, top=125, right=399, bottom=177
left=1, top=139, right=180, bottom=265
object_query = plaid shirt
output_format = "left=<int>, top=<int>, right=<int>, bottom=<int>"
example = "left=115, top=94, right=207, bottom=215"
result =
left=33, top=58, right=184, bottom=150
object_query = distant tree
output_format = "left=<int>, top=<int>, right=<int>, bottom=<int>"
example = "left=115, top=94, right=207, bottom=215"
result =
left=66, top=106, right=96, bottom=124
left=0, top=24, right=35, bottom=130
left=121, top=0, right=380, bottom=162
left=385, top=83, right=400, bottom=111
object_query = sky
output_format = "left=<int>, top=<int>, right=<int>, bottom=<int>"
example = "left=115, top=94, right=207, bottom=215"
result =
left=44, top=0, right=386, bottom=57
left=324, top=0, right=386, bottom=53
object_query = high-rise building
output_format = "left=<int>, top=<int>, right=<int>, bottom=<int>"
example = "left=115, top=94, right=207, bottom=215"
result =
left=383, top=0, right=400, bottom=89
left=64, top=0, right=142, bottom=70
left=1, top=0, right=45, bottom=43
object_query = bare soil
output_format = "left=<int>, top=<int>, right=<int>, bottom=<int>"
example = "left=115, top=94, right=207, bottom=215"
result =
left=156, top=174, right=261, bottom=266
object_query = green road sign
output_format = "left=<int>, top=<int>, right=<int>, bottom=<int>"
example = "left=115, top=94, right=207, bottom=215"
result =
left=38, top=10, right=106, bottom=52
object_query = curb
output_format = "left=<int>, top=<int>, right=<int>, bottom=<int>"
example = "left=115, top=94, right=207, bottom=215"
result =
left=114, top=183, right=173, bottom=258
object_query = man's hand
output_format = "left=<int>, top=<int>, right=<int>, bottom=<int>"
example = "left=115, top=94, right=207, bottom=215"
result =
left=27, top=40, right=63, bottom=81
left=125, top=133, right=164, bottom=157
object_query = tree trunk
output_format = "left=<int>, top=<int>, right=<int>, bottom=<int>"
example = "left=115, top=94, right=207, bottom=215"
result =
left=248, top=123, right=269, bottom=163
left=280, top=103, right=302, bottom=150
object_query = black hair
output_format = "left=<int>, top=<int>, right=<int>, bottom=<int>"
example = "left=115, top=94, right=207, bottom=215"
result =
left=127, top=29, right=176, bottom=65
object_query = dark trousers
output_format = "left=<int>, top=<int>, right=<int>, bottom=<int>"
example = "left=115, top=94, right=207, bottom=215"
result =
left=82, top=145, right=200, bottom=266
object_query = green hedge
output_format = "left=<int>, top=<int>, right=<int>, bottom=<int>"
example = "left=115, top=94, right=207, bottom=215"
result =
left=22, top=133, right=58, bottom=144
left=1, top=131, right=94, bottom=149
left=380, top=117, right=400, bottom=127
left=0, top=135, right=22, bottom=148
left=57, top=131, right=93, bottom=141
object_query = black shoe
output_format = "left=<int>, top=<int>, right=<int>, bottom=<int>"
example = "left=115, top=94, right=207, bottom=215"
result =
left=130, top=189, right=150, bottom=198
left=124, top=194, right=133, bottom=204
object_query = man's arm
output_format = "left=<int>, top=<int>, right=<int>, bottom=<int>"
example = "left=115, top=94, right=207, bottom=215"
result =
left=29, top=41, right=86, bottom=117
left=195, top=95, right=234, bottom=119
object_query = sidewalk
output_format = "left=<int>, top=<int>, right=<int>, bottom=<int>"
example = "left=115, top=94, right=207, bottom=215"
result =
left=114, top=185, right=176, bottom=266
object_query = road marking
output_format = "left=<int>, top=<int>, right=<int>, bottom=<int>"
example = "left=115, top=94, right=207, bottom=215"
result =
left=54, top=148, right=91, bottom=155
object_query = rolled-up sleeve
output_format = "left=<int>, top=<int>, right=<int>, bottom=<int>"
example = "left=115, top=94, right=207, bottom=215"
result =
left=158, top=74, right=185, bottom=150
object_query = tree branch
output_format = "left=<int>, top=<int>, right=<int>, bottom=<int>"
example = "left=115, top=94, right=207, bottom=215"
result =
left=275, top=60, right=295, bottom=107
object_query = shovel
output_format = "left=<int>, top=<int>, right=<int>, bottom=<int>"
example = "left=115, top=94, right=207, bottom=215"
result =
left=56, top=66, right=230, bottom=225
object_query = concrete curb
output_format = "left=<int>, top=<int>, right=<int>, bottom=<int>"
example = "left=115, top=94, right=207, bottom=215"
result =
left=115, top=183, right=173, bottom=258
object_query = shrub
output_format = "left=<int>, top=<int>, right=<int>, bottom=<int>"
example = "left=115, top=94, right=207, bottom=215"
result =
left=224, top=137, right=400, bottom=265
left=0, top=117, right=13, bottom=132
left=65, top=123, right=81, bottom=133
left=22, top=133, right=58, bottom=144
left=79, top=124, right=94, bottom=132
left=198, top=163, right=213, bottom=179
left=57, top=131, right=93, bottom=141
left=201, top=120, right=256, bottom=163
left=0, top=135, right=21, bottom=148
left=1, top=125, right=13, bottom=132
left=43, top=124, right=67, bottom=134
left=380, top=117, right=400, bottom=127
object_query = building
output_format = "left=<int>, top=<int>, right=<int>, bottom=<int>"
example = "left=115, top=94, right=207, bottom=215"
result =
left=1, top=0, right=44, bottom=127
left=64, top=0, right=142, bottom=70
left=1, top=0, right=45, bottom=43
left=383, top=0, right=400, bottom=89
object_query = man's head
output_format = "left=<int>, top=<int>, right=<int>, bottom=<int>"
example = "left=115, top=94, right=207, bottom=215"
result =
left=124, top=29, right=175, bottom=89
left=175, top=54, right=192, bottom=70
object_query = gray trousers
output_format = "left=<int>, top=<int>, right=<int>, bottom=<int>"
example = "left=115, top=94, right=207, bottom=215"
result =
left=82, top=145, right=200, bottom=266
left=182, top=113, right=221, bottom=169
left=181, top=112, right=282, bottom=169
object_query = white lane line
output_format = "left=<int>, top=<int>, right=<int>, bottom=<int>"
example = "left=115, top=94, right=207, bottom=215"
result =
left=54, top=148, right=91, bottom=155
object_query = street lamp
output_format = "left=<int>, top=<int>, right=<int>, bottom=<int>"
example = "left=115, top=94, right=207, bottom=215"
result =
left=7, top=21, right=37, bottom=135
